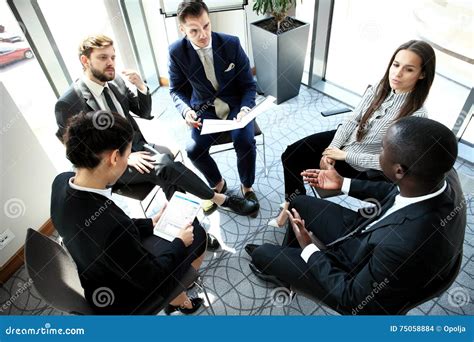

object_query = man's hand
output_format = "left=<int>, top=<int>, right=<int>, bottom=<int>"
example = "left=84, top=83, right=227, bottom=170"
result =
left=177, top=223, right=194, bottom=247
left=287, top=208, right=312, bottom=249
left=320, top=155, right=335, bottom=169
left=152, top=203, right=167, bottom=226
left=128, top=151, right=155, bottom=174
left=235, top=110, right=247, bottom=122
left=185, top=109, right=202, bottom=129
left=301, top=168, right=343, bottom=190
left=322, top=147, right=347, bottom=161
left=122, top=69, right=147, bottom=93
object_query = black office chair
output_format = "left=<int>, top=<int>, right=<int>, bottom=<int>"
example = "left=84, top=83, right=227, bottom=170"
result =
left=290, top=253, right=463, bottom=315
left=24, top=228, right=214, bottom=315
left=210, top=120, right=268, bottom=177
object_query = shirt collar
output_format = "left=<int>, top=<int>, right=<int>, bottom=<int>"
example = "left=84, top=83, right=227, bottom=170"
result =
left=82, top=75, right=109, bottom=98
left=190, top=37, right=212, bottom=51
left=69, top=176, right=113, bottom=201
left=395, top=181, right=447, bottom=206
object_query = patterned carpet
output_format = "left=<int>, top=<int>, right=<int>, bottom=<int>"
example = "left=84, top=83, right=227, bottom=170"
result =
left=1, top=85, right=472, bottom=316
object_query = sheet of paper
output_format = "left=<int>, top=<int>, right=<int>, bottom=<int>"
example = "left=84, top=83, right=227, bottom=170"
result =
left=153, top=191, right=201, bottom=242
left=200, top=96, right=276, bottom=135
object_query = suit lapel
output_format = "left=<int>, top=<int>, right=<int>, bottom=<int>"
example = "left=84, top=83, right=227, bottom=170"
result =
left=77, top=80, right=100, bottom=111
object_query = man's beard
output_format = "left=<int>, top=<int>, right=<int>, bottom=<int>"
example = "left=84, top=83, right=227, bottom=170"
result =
left=90, top=65, right=115, bottom=82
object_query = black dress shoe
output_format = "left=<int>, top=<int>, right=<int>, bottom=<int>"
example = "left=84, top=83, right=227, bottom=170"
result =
left=202, top=180, right=228, bottom=216
left=222, top=196, right=259, bottom=217
left=164, top=297, right=204, bottom=315
left=249, top=263, right=290, bottom=288
left=242, top=188, right=259, bottom=218
left=244, top=243, right=260, bottom=257
left=206, top=233, right=220, bottom=251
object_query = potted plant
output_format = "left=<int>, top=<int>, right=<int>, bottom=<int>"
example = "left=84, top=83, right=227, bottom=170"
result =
left=250, top=0, right=310, bottom=104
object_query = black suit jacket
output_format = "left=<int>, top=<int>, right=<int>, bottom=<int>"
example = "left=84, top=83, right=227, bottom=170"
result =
left=55, top=77, right=152, bottom=151
left=50, top=172, right=186, bottom=314
left=307, top=170, right=466, bottom=314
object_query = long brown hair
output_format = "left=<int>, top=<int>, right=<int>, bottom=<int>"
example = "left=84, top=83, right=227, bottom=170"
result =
left=356, top=40, right=436, bottom=141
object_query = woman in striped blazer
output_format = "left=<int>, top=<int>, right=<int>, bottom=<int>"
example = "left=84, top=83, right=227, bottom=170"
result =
left=272, top=40, right=436, bottom=227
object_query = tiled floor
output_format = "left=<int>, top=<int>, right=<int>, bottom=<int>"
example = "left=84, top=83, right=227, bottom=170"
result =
left=1, top=85, right=472, bottom=316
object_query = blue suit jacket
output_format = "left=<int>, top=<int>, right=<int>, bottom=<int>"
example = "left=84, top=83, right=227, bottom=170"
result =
left=168, top=32, right=256, bottom=117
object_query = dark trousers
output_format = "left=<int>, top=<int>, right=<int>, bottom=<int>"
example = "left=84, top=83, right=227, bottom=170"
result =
left=186, top=107, right=256, bottom=188
left=252, top=195, right=358, bottom=296
left=281, top=130, right=386, bottom=201
left=117, top=143, right=214, bottom=201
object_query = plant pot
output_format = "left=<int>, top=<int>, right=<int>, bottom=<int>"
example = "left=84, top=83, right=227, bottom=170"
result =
left=250, top=17, right=310, bottom=104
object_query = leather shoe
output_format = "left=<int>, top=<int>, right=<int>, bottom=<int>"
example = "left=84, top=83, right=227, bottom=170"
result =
left=249, top=262, right=290, bottom=288
left=241, top=187, right=259, bottom=218
left=164, top=297, right=203, bottom=315
left=206, top=233, right=220, bottom=251
left=222, top=196, right=259, bottom=217
left=244, top=243, right=259, bottom=257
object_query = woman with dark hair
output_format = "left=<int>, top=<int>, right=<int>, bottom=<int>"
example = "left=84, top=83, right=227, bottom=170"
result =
left=51, top=111, right=206, bottom=315
left=271, top=40, right=436, bottom=227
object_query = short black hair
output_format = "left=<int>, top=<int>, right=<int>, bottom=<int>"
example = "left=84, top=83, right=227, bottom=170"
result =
left=64, top=111, right=133, bottom=169
left=388, top=116, right=457, bottom=180
left=177, top=0, right=209, bottom=24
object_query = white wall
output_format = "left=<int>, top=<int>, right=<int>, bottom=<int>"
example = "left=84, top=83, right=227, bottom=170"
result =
left=0, top=82, right=57, bottom=268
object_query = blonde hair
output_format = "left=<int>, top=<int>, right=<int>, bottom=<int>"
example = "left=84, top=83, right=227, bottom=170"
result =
left=78, top=35, right=114, bottom=59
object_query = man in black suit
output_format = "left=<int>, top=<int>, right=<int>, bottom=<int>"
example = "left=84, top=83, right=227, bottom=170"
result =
left=246, top=117, right=466, bottom=314
left=55, top=35, right=258, bottom=231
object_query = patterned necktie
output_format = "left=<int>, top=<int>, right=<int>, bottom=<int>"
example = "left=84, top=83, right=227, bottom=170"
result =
left=199, top=48, right=230, bottom=120
left=103, top=87, right=118, bottom=113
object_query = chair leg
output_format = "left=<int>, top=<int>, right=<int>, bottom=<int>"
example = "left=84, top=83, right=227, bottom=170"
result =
left=139, top=202, right=147, bottom=218
left=195, top=276, right=215, bottom=315
left=262, top=133, right=268, bottom=177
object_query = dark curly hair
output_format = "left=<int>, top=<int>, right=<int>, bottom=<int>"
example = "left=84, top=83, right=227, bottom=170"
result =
left=64, top=111, right=133, bottom=169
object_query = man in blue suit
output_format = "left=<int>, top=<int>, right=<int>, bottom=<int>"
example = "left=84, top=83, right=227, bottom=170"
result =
left=169, top=0, right=259, bottom=217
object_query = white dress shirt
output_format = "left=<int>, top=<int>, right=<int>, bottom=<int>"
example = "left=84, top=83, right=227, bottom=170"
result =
left=69, top=177, right=113, bottom=201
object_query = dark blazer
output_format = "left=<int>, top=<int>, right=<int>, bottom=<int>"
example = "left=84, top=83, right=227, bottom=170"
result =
left=55, top=77, right=152, bottom=151
left=168, top=32, right=256, bottom=117
left=50, top=172, right=187, bottom=314
left=306, top=170, right=466, bottom=314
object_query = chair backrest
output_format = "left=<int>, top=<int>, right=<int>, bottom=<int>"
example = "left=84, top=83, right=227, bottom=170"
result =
left=24, top=228, right=94, bottom=315
left=398, top=253, right=463, bottom=314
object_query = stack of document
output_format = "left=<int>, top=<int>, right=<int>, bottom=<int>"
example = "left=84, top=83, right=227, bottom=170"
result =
left=200, top=96, right=276, bottom=135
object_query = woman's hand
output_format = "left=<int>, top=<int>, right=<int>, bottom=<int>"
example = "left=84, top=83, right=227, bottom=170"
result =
left=177, top=223, right=194, bottom=247
left=128, top=151, right=155, bottom=174
left=151, top=203, right=167, bottom=226
left=320, top=155, right=336, bottom=169
left=322, top=147, right=347, bottom=161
